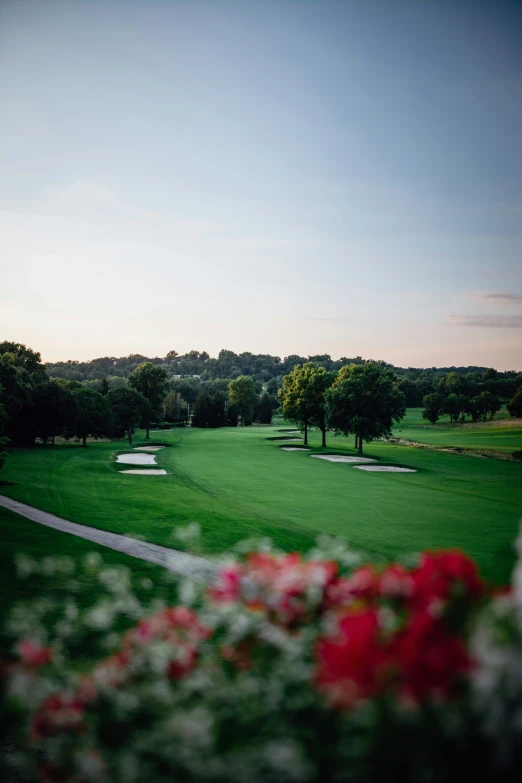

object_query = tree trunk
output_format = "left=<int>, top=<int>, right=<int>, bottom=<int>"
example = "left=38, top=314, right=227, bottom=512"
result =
left=357, top=434, right=363, bottom=454
left=321, top=427, right=326, bottom=448
left=51, top=433, right=55, bottom=448
left=303, top=422, right=308, bottom=445
left=146, top=423, right=150, bottom=439
left=354, top=435, right=358, bottom=449
left=82, top=434, right=87, bottom=447
left=128, top=419, right=132, bottom=445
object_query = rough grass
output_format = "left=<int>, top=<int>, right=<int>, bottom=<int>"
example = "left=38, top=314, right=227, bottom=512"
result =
left=0, top=505, right=165, bottom=648
left=1, top=416, right=521, bottom=591
left=391, top=408, right=522, bottom=453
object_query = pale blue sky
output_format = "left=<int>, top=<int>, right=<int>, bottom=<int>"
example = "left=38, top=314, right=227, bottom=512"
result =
left=1, top=0, right=521, bottom=368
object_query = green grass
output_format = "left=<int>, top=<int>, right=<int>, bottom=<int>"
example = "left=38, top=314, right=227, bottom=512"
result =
left=391, top=408, right=522, bottom=453
left=0, top=505, right=165, bottom=646
left=1, top=419, right=522, bottom=590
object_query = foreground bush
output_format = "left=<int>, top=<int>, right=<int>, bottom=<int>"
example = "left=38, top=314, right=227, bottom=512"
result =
left=2, top=531, right=522, bottom=782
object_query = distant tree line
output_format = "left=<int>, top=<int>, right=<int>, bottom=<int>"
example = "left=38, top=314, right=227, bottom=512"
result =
left=421, top=368, right=522, bottom=424
left=0, top=344, right=280, bottom=468
left=2, top=341, right=521, bottom=472
left=0, top=343, right=172, bottom=456
left=45, top=350, right=521, bottom=406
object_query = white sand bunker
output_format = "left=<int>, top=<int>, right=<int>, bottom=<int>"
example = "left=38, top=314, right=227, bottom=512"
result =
left=281, top=447, right=311, bottom=451
left=133, top=446, right=165, bottom=452
left=311, top=454, right=376, bottom=463
left=354, top=465, right=417, bottom=473
left=116, top=453, right=157, bottom=465
left=120, top=469, right=167, bottom=475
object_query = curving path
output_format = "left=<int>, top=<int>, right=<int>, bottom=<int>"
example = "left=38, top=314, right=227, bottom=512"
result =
left=0, top=496, right=219, bottom=586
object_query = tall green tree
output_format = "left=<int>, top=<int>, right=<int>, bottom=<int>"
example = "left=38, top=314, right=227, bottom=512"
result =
left=107, top=387, right=148, bottom=445
left=31, top=382, right=76, bottom=446
left=99, top=378, right=110, bottom=396
left=0, top=342, right=47, bottom=445
left=0, top=385, right=9, bottom=472
left=255, top=392, right=273, bottom=425
left=70, top=388, right=113, bottom=447
left=443, top=393, right=462, bottom=423
left=226, top=403, right=239, bottom=427
left=129, top=362, right=169, bottom=438
left=279, top=365, right=310, bottom=444
left=192, top=391, right=227, bottom=428
left=422, top=393, right=443, bottom=424
left=326, top=362, right=406, bottom=454
left=507, top=386, right=522, bottom=418
left=279, top=363, right=336, bottom=446
left=306, top=366, right=337, bottom=447
left=228, top=376, right=258, bottom=427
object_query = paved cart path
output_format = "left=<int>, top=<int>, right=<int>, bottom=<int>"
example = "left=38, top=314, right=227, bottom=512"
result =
left=0, top=495, right=219, bottom=585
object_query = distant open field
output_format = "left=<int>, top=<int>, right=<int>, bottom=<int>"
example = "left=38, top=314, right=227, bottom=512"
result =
left=390, top=408, right=522, bottom=453
left=1, top=415, right=521, bottom=605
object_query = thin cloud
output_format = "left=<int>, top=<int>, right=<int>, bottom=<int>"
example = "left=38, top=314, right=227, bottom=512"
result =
left=449, top=314, right=522, bottom=328
left=471, top=292, right=522, bottom=304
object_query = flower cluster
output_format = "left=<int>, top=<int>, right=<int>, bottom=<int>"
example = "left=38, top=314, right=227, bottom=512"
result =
left=317, top=552, right=484, bottom=707
left=3, top=534, right=522, bottom=782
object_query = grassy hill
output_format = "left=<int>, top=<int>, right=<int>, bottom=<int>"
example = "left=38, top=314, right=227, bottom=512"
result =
left=1, top=417, right=521, bottom=603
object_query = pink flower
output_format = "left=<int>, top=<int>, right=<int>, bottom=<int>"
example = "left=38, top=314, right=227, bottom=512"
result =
left=17, top=639, right=52, bottom=668
left=379, top=564, right=413, bottom=599
left=209, top=565, right=242, bottom=603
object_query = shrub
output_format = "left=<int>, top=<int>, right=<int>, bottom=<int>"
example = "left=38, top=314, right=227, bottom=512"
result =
left=4, top=533, right=522, bottom=781
left=512, top=450, right=522, bottom=461
left=507, top=387, right=522, bottom=418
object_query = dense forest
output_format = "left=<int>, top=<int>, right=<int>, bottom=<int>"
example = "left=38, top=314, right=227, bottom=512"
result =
left=45, top=349, right=522, bottom=406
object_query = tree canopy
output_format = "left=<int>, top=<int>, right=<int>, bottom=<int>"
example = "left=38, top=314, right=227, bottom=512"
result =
left=129, top=362, right=169, bottom=438
left=228, top=376, right=259, bottom=426
left=70, top=388, right=113, bottom=447
left=107, top=387, right=148, bottom=444
left=326, top=362, right=406, bottom=453
left=507, top=386, right=522, bottom=418
left=278, top=363, right=335, bottom=445
left=31, top=382, right=76, bottom=446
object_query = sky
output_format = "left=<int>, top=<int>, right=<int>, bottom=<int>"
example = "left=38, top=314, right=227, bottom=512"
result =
left=1, top=0, right=521, bottom=370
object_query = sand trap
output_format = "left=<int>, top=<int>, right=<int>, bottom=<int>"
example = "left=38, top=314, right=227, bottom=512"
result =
left=132, top=446, right=165, bottom=452
left=116, top=453, right=157, bottom=465
left=281, top=447, right=311, bottom=452
left=354, top=465, right=417, bottom=473
left=120, top=469, right=167, bottom=475
left=311, top=454, right=376, bottom=463
left=278, top=429, right=302, bottom=433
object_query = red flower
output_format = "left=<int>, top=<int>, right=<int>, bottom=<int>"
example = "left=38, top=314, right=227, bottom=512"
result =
left=379, top=564, right=413, bottom=599
left=31, top=694, right=85, bottom=740
left=394, top=609, right=473, bottom=702
left=211, top=553, right=338, bottom=626
left=209, top=565, right=242, bottom=603
left=411, top=551, right=484, bottom=613
left=17, top=639, right=52, bottom=668
left=316, top=609, right=394, bottom=707
left=167, top=643, right=198, bottom=680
